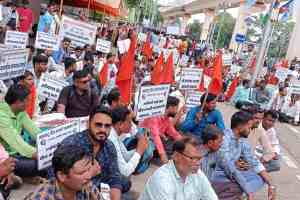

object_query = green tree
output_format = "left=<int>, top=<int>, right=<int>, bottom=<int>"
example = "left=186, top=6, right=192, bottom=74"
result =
left=268, top=21, right=295, bottom=59
left=212, top=12, right=236, bottom=49
left=187, top=20, right=202, bottom=40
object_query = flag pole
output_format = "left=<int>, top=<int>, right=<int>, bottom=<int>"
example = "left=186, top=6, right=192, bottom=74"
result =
left=250, top=0, right=277, bottom=86
left=88, top=0, right=91, bottom=19
left=59, top=0, right=64, bottom=17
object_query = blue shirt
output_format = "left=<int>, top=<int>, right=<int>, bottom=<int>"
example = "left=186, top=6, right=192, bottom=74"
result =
left=37, top=11, right=54, bottom=33
left=212, top=128, right=265, bottom=194
left=180, top=106, right=225, bottom=139
left=52, top=48, right=70, bottom=64
left=61, top=130, right=123, bottom=190
left=231, top=85, right=251, bottom=104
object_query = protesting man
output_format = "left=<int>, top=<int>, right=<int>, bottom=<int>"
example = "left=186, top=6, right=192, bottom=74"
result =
left=25, top=144, right=104, bottom=200
left=200, top=125, right=224, bottom=181
left=109, top=106, right=149, bottom=177
left=57, top=69, right=100, bottom=118
left=140, top=96, right=183, bottom=163
left=0, top=85, right=43, bottom=178
left=180, top=93, right=225, bottom=143
left=212, top=111, right=276, bottom=200
left=61, top=106, right=130, bottom=200
left=139, top=136, right=218, bottom=200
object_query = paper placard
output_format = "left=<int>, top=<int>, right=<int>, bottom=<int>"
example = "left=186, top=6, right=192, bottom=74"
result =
left=223, top=54, right=233, bottom=66
left=203, top=75, right=212, bottom=89
left=59, top=15, right=97, bottom=47
left=0, top=48, right=28, bottom=80
left=275, top=67, right=291, bottom=82
left=35, top=31, right=60, bottom=51
left=117, top=39, right=131, bottom=54
left=153, top=45, right=161, bottom=54
left=289, top=80, right=300, bottom=95
left=179, top=55, right=189, bottom=67
left=4, top=31, right=28, bottom=49
left=37, top=121, right=80, bottom=170
left=185, top=91, right=203, bottom=108
left=96, top=39, right=111, bottom=53
left=38, top=74, right=68, bottom=102
left=138, top=33, right=147, bottom=42
left=136, top=84, right=170, bottom=121
left=179, top=68, right=203, bottom=90
left=166, top=26, right=180, bottom=35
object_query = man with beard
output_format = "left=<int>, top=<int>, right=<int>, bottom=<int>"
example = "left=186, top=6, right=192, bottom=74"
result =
left=140, top=96, right=184, bottom=164
left=61, top=106, right=128, bottom=200
left=212, top=111, right=276, bottom=200
left=139, top=136, right=218, bottom=200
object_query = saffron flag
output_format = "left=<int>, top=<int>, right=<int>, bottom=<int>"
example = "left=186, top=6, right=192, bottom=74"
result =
left=116, top=33, right=137, bottom=104
left=161, top=52, right=175, bottom=84
left=151, top=52, right=164, bottom=85
left=208, top=53, right=223, bottom=95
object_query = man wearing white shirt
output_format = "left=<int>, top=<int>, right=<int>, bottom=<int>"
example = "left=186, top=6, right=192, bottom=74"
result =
left=260, top=110, right=281, bottom=172
left=50, top=57, right=76, bottom=85
left=139, top=136, right=218, bottom=200
left=109, top=106, right=148, bottom=177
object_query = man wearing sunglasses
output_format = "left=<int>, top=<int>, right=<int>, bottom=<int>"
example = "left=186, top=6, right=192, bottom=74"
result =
left=139, top=136, right=218, bottom=200
left=57, top=69, right=100, bottom=118
left=61, top=106, right=128, bottom=200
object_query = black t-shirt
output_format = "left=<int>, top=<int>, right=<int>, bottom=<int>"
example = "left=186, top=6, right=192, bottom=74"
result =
left=57, top=85, right=100, bottom=118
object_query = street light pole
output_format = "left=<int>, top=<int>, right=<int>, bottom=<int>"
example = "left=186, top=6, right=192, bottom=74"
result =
left=250, top=0, right=277, bottom=86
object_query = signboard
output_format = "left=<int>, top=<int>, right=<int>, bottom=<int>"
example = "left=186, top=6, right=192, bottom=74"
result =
left=138, top=33, right=147, bottom=42
left=117, top=39, right=131, bottom=54
left=0, top=48, right=28, bottom=80
left=4, top=31, right=28, bottom=49
left=59, top=15, right=97, bottom=47
left=203, top=75, right=212, bottom=89
left=235, top=34, right=246, bottom=44
left=96, top=39, right=111, bottom=53
left=179, top=55, right=189, bottom=67
left=37, top=121, right=80, bottom=170
left=35, top=31, right=60, bottom=51
left=289, top=80, right=300, bottom=95
left=185, top=91, right=203, bottom=109
left=179, top=68, right=203, bottom=90
left=136, top=84, right=170, bottom=121
left=275, top=67, right=291, bottom=82
left=38, top=74, right=69, bottom=102
left=166, top=26, right=180, bottom=35
left=223, top=54, right=233, bottom=66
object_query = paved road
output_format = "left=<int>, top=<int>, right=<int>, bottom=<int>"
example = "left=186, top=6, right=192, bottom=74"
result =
left=10, top=103, right=300, bottom=199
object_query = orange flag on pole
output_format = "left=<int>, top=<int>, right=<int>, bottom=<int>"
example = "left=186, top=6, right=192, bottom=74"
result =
left=98, top=63, right=109, bottom=86
left=208, top=52, right=223, bottom=95
left=142, top=33, right=152, bottom=59
left=151, top=52, right=164, bottom=85
left=161, top=52, right=175, bottom=84
left=116, top=34, right=137, bottom=104
left=225, top=76, right=240, bottom=101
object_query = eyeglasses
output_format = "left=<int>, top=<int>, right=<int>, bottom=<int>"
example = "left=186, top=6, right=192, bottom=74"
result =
left=95, top=122, right=112, bottom=129
left=180, top=152, right=202, bottom=162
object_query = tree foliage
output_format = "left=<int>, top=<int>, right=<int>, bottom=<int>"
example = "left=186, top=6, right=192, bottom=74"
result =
left=187, top=20, right=202, bottom=40
left=212, top=12, right=236, bottom=49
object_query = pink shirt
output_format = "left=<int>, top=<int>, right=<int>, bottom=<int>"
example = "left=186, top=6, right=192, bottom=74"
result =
left=140, top=116, right=182, bottom=155
left=17, top=7, right=34, bottom=32
left=0, top=144, right=9, bottom=163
